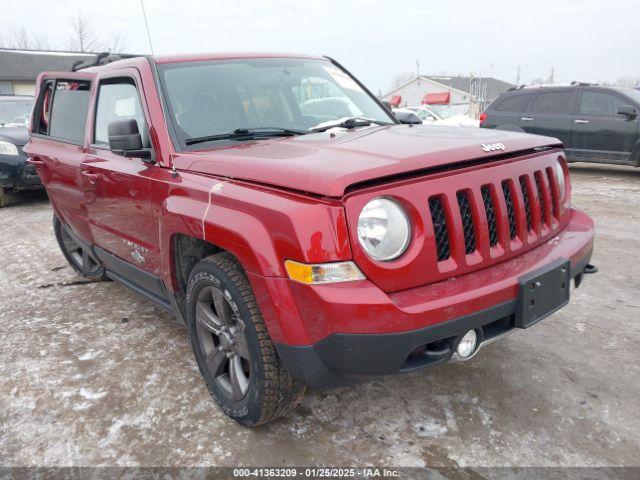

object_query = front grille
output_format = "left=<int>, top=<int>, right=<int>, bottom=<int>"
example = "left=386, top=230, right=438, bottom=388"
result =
left=501, top=181, right=517, bottom=240
left=457, top=191, right=476, bottom=254
left=519, top=176, right=533, bottom=231
left=21, top=165, right=42, bottom=185
left=481, top=185, right=499, bottom=247
left=426, top=169, right=562, bottom=264
left=428, top=197, right=451, bottom=261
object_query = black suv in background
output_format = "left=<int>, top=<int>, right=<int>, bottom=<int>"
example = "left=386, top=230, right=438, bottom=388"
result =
left=0, top=95, right=39, bottom=207
left=480, top=85, right=640, bottom=167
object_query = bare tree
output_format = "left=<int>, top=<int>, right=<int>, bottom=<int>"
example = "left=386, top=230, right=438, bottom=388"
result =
left=390, top=72, right=416, bottom=90
left=108, top=32, right=128, bottom=54
left=616, top=76, right=640, bottom=88
left=67, top=12, right=105, bottom=52
left=0, top=26, right=50, bottom=50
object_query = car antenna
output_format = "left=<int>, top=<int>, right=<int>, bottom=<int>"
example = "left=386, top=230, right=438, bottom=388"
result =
left=139, top=0, right=155, bottom=57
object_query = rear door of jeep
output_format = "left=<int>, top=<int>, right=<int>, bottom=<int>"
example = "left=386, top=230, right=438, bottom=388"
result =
left=28, top=73, right=94, bottom=243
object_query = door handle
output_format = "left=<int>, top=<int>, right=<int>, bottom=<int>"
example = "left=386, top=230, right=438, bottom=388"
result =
left=26, top=157, right=45, bottom=167
left=574, top=119, right=590, bottom=124
left=521, top=117, right=533, bottom=121
left=81, top=171, right=99, bottom=190
left=82, top=172, right=98, bottom=184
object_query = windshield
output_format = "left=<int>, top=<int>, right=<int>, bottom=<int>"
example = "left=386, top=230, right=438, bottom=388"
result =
left=618, top=88, right=640, bottom=105
left=424, top=104, right=453, bottom=119
left=0, top=97, right=34, bottom=127
left=423, top=104, right=471, bottom=120
left=415, top=109, right=437, bottom=120
left=158, top=58, right=394, bottom=146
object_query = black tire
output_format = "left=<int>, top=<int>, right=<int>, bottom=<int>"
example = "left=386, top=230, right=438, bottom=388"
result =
left=0, top=187, right=5, bottom=208
left=53, top=215, right=107, bottom=281
left=186, top=252, right=305, bottom=426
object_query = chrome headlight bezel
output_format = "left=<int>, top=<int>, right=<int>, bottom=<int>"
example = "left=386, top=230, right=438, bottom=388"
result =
left=357, top=197, right=411, bottom=261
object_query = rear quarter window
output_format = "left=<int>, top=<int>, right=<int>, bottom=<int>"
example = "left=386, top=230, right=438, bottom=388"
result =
left=494, top=93, right=533, bottom=112
left=37, top=80, right=91, bottom=143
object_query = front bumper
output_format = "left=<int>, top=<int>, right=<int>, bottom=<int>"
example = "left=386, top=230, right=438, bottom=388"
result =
left=263, top=208, right=594, bottom=389
left=276, top=251, right=590, bottom=389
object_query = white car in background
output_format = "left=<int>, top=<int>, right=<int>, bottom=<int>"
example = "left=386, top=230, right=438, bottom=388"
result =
left=409, top=105, right=479, bottom=127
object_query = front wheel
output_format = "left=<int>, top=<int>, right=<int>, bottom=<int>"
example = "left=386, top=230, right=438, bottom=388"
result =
left=53, top=216, right=106, bottom=281
left=186, top=252, right=305, bottom=426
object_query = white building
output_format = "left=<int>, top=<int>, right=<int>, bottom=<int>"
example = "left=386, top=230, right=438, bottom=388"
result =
left=382, top=74, right=514, bottom=115
left=0, top=49, right=95, bottom=96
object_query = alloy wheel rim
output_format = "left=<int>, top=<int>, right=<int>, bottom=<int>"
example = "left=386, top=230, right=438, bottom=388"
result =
left=195, top=285, right=251, bottom=401
left=60, top=225, right=101, bottom=275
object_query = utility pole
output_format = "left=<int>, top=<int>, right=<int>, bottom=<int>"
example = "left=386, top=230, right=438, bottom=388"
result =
left=516, top=66, right=521, bottom=86
left=549, top=67, right=555, bottom=85
left=416, top=58, right=420, bottom=78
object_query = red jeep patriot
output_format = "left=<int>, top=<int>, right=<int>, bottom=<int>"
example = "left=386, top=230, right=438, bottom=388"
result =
left=25, top=53, right=595, bottom=426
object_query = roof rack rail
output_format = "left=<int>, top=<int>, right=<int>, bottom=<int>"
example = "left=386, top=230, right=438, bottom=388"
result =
left=70, top=52, right=142, bottom=72
left=570, top=81, right=598, bottom=87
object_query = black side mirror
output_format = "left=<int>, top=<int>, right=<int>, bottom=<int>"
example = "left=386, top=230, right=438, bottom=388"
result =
left=108, top=119, right=154, bottom=161
left=393, top=110, right=423, bottom=125
left=617, top=105, right=638, bottom=118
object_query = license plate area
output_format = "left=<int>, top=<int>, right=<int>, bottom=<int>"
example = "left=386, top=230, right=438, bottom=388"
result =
left=515, top=258, right=571, bottom=329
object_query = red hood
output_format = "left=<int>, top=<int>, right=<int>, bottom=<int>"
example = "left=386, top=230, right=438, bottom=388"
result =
left=173, top=125, right=561, bottom=197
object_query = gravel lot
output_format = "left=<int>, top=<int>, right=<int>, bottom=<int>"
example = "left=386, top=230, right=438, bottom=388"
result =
left=0, top=164, right=639, bottom=468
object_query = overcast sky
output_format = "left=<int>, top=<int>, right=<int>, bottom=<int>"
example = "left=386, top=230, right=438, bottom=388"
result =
left=3, top=0, right=639, bottom=93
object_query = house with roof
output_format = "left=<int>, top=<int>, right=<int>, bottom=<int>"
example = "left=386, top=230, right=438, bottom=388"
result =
left=383, top=74, right=514, bottom=115
left=0, top=49, right=96, bottom=96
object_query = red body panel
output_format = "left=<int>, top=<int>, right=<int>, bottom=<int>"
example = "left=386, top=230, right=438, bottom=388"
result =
left=25, top=55, right=595, bottom=351
left=175, top=126, right=561, bottom=197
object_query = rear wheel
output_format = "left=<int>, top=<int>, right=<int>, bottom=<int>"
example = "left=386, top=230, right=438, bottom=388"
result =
left=186, top=252, right=305, bottom=426
left=53, top=216, right=106, bottom=281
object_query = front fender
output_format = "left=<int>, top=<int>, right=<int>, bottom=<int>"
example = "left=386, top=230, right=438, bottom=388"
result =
left=153, top=169, right=351, bottom=289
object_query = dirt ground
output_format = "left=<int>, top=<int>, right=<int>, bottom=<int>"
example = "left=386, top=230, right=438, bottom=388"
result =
left=0, top=164, right=639, bottom=468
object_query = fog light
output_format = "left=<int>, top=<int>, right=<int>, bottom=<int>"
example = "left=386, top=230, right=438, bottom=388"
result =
left=457, top=330, right=478, bottom=358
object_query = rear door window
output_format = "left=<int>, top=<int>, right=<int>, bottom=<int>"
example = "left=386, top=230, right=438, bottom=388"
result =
left=530, top=91, right=575, bottom=114
left=495, top=93, right=533, bottom=112
left=47, top=81, right=91, bottom=143
left=579, top=91, right=628, bottom=116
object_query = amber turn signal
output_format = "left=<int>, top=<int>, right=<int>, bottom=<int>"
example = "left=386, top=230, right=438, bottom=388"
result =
left=284, top=260, right=365, bottom=285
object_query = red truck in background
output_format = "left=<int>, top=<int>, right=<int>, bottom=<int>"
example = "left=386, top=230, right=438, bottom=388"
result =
left=25, top=53, right=595, bottom=426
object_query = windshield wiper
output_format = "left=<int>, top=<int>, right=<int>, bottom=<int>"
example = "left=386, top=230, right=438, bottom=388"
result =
left=185, top=127, right=308, bottom=146
left=310, top=117, right=392, bottom=133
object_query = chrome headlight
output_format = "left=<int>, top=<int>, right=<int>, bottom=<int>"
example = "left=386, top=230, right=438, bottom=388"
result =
left=357, top=197, right=411, bottom=261
left=0, top=140, right=19, bottom=156
left=555, top=160, right=566, bottom=200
